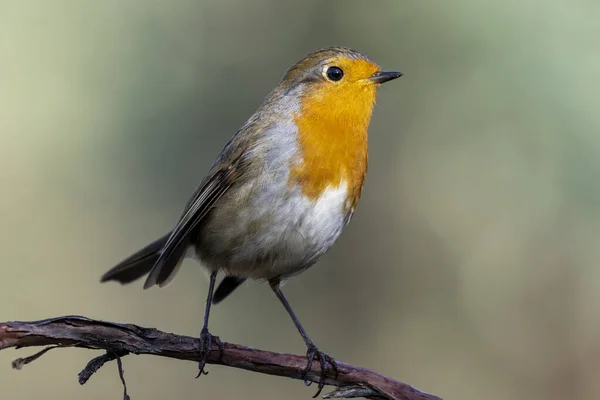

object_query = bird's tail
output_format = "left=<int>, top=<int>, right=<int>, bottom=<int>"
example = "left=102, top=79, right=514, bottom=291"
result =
left=100, top=233, right=171, bottom=285
left=213, top=276, right=246, bottom=304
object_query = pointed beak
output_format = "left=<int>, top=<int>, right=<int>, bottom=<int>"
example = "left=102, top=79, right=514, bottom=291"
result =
left=369, top=71, right=403, bottom=84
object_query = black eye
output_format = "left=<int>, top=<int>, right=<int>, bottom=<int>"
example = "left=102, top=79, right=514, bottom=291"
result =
left=326, top=66, right=344, bottom=82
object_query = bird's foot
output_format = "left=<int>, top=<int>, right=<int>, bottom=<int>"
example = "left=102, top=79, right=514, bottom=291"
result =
left=195, top=327, right=224, bottom=378
left=302, top=344, right=339, bottom=398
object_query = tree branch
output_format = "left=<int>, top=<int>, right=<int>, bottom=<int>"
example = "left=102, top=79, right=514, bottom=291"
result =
left=0, top=315, right=441, bottom=400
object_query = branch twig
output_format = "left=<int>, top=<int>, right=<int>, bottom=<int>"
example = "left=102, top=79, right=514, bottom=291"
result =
left=0, top=315, right=441, bottom=400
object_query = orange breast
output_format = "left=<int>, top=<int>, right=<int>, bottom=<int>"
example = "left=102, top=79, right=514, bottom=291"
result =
left=289, top=80, right=376, bottom=212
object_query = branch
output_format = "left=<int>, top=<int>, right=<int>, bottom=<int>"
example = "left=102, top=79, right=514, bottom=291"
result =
left=0, top=315, right=441, bottom=400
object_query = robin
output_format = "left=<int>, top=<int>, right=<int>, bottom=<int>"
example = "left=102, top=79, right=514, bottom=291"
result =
left=101, top=47, right=401, bottom=394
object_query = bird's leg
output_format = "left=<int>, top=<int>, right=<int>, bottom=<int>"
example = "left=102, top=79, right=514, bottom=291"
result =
left=269, top=280, right=338, bottom=397
left=196, top=270, right=224, bottom=377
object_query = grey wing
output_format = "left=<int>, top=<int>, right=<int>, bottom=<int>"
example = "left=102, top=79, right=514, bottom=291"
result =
left=143, top=143, right=248, bottom=289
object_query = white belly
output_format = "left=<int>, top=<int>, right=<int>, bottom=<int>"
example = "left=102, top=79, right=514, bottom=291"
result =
left=196, top=181, right=350, bottom=280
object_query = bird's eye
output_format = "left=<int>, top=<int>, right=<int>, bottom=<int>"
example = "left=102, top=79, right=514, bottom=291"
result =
left=325, top=66, right=344, bottom=82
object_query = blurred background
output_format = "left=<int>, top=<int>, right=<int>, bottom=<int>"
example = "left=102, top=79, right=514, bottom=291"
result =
left=1, top=1, right=600, bottom=399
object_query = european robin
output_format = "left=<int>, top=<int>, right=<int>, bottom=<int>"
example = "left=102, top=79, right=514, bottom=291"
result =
left=101, top=47, right=401, bottom=394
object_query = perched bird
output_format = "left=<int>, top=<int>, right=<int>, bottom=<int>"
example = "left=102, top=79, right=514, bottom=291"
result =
left=101, top=46, right=401, bottom=394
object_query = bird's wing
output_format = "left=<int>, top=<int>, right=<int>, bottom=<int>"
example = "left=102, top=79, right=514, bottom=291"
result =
left=143, top=133, right=251, bottom=289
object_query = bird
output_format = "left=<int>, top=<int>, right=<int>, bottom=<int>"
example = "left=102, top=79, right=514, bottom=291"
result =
left=100, top=46, right=401, bottom=394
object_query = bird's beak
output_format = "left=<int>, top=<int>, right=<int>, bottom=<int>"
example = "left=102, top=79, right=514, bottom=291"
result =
left=369, top=71, right=403, bottom=84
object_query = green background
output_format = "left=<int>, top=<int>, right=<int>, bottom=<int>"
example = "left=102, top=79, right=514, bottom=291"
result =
left=1, top=1, right=600, bottom=399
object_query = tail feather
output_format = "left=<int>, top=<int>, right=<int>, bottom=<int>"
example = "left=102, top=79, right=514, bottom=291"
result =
left=102, top=233, right=245, bottom=300
left=213, top=276, right=246, bottom=304
left=100, top=233, right=170, bottom=285
left=143, top=242, right=188, bottom=289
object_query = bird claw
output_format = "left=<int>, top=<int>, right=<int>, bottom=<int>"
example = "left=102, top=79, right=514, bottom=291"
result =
left=302, top=344, right=339, bottom=398
left=195, top=328, right=223, bottom=378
